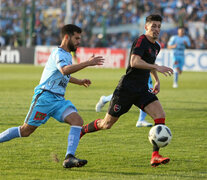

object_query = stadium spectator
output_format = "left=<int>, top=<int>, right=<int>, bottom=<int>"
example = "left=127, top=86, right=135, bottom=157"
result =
left=0, top=30, right=6, bottom=47
left=187, top=7, right=205, bottom=41
left=1, top=0, right=207, bottom=49
left=34, top=21, right=47, bottom=45
left=159, top=32, right=169, bottom=48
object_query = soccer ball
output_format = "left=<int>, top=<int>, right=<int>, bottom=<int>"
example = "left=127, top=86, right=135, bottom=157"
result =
left=148, top=125, right=172, bottom=148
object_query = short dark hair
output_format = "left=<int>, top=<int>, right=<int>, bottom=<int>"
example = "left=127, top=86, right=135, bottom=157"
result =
left=61, top=24, right=82, bottom=39
left=178, top=26, right=185, bottom=29
left=146, top=14, right=162, bottom=23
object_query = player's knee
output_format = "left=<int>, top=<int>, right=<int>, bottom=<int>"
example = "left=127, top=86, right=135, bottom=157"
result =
left=21, top=132, right=31, bottom=137
left=64, top=112, right=83, bottom=126
left=20, top=129, right=33, bottom=137
left=75, top=118, right=83, bottom=126
left=71, top=118, right=83, bottom=126
left=20, top=125, right=36, bottom=137
left=77, top=119, right=83, bottom=126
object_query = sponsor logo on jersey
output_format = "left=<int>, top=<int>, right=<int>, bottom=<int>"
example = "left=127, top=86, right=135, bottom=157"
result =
left=114, top=104, right=121, bottom=112
left=34, top=111, right=47, bottom=120
left=58, top=77, right=68, bottom=88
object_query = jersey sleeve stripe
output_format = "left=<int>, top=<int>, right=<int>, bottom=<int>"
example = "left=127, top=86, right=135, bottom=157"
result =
left=135, top=35, right=145, bottom=48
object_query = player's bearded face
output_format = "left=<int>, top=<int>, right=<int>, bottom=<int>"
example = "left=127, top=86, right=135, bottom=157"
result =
left=67, top=32, right=81, bottom=51
left=67, top=38, right=76, bottom=51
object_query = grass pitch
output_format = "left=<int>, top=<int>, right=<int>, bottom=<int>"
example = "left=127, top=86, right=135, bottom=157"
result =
left=0, top=64, right=207, bottom=180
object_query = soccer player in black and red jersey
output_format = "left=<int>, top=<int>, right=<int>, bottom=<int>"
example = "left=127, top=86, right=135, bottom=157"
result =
left=81, top=14, right=173, bottom=167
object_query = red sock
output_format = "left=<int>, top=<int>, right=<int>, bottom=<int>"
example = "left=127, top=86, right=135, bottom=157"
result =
left=154, top=118, right=165, bottom=125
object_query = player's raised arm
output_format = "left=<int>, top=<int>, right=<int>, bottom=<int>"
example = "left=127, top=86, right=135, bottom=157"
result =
left=130, top=54, right=173, bottom=76
left=154, top=64, right=173, bottom=76
left=60, top=55, right=105, bottom=75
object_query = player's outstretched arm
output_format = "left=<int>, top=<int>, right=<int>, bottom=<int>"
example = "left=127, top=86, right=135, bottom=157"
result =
left=130, top=54, right=173, bottom=76
left=154, top=64, right=173, bottom=77
left=60, top=55, right=105, bottom=75
left=69, top=76, right=91, bottom=87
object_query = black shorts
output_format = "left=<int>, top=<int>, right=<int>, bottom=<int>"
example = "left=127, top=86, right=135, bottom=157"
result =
left=108, top=88, right=158, bottom=117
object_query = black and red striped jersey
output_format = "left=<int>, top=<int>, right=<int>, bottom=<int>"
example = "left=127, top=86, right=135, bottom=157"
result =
left=116, top=34, right=161, bottom=93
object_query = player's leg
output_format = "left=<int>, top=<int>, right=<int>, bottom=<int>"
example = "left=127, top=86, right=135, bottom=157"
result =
left=97, top=113, right=119, bottom=129
left=172, top=56, right=179, bottom=88
left=136, top=109, right=152, bottom=127
left=62, top=110, right=87, bottom=168
left=95, top=94, right=113, bottom=112
left=144, top=100, right=165, bottom=121
left=144, top=100, right=170, bottom=167
left=52, top=100, right=87, bottom=168
left=0, top=126, right=21, bottom=143
left=174, top=56, right=184, bottom=88
left=0, top=123, right=37, bottom=143
left=20, top=123, right=38, bottom=136
left=179, top=56, right=184, bottom=74
left=82, top=91, right=131, bottom=137
left=80, top=113, right=119, bottom=138
left=173, top=68, right=179, bottom=88
left=136, top=76, right=153, bottom=127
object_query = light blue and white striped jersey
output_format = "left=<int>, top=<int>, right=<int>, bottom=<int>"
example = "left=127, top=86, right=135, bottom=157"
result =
left=168, top=35, right=191, bottom=57
left=35, top=47, right=72, bottom=96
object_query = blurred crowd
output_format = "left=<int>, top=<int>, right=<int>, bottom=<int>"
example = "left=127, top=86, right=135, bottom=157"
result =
left=0, top=0, right=207, bottom=49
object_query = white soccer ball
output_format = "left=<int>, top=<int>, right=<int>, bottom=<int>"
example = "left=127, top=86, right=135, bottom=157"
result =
left=148, top=125, right=172, bottom=148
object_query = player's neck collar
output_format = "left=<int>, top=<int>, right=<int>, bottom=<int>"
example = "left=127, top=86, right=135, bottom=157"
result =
left=58, top=46, right=70, bottom=53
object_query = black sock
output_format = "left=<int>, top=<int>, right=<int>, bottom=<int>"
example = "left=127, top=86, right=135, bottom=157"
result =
left=81, top=119, right=100, bottom=136
left=153, top=144, right=160, bottom=152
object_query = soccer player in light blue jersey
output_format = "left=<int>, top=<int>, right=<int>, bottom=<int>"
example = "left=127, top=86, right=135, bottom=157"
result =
left=95, top=76, right=154, bottom=127
left=167, top=27, right=191, bottom=88
left=0, top=24, right=104, bottom=168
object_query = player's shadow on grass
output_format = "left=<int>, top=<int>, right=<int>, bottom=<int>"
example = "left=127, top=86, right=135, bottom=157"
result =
left=64, top=168, right=206, bottom=179
left=64, top=168, right=145, bottom=176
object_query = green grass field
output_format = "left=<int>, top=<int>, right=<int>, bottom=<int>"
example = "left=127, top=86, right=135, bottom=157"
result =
left=0, top=64, right=207, bottom=180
